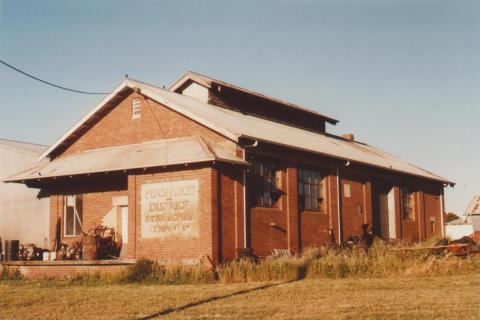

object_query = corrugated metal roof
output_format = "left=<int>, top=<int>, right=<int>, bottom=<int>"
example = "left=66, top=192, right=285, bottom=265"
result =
left=4, top=136, right=246, bottom=182
left=465, top=196, right=480, bottom=215
left=37, top=77, right=452, bottom=184
left=0, top=138, right=46, bottom=155
left=138, top=80, right=452, bottom=184
left=169, top=71, right=339, bottom=124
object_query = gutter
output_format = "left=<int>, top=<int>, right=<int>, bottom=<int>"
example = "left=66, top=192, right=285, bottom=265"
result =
left=238, top=135, right=454, bottom=186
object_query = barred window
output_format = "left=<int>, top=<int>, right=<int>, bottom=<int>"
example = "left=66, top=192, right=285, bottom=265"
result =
left=298, top=169, right=327, bottom=212
left=251, top=161, right=281, bottom=208
left=401, top=188, right=415, bottom=220
left=64, top=195, right=83, bottom=236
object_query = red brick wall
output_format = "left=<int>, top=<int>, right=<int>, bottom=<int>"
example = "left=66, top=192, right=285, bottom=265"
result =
left=286, top=167, right=300, bottom=252
left=423, top=190, right=442, bottom=239
left=218, top=164, right=244, bottom=261
left=329, top=175, right=341, bottom=245
left=130, top=167, right=216, bottom=263
left=340, top=173, right=371, bottom=241
left=250, top=208, right=289, bottom=257
left=301, top=212, right=331, bottom=249
left=300, top=174, right=336, bottom=249
left=49, top=195, right=64, bottom=248
left=248, top=163, right=341, bottom=256
left=391, top=182, right=443, bottom=243
left=49, top=187, right=128, bottom=246
left=43, top=86, right=241, bottom=262
left=57, top=91, right=229, bottom=158
left=249, top=165, right=289, bottom=257
left=46, top=156, right=445, bottom=262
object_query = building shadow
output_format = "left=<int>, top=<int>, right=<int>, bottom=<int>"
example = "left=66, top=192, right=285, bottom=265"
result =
left=136, top=280, right=296, bottom=319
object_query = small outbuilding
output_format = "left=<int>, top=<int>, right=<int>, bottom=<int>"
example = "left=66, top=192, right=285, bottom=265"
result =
left=445, top=196, right=480, bottom=240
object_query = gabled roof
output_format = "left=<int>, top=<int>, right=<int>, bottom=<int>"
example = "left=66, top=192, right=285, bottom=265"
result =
left=39, top=77, right=453, bottom=184
left=465, top=196, right=480, bottom=216
left=5, top=136, right=246, bottom=182
left=169, top=71, right=339, bottom=125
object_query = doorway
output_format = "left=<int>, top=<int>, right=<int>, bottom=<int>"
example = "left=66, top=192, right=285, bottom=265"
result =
left=120, top=206, right=128, bottom=258
left=372, top=181, right=395, bottom=240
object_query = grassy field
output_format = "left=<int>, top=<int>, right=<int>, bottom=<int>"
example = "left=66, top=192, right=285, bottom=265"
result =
left=1, top=274, right=479, bottom=319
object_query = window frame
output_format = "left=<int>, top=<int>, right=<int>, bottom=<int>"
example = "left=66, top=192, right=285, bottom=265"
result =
left=64, top=195, right=83, bottom=237
left=298, top=168, right=328, bottom=213
left=250, top=160, right=282, bottom=208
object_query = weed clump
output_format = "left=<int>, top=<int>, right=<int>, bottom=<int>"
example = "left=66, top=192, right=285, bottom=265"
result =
left=120, top=259, right=216, bottom=284
left=125, top=258, right=155, bottom=283
left=0, top=265, right=22, bottom=281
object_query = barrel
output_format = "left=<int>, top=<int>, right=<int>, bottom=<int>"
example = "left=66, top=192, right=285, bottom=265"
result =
left=5, top=240, right=20, bottom=261
left=82, top=244, right=97, bottom=260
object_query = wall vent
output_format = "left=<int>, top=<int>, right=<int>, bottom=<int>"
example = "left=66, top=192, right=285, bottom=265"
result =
left=132, top=99, right=141, bottom=119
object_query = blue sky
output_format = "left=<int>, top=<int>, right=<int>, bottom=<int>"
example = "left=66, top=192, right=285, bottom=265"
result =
left=1, top=0, right=479, bottom=215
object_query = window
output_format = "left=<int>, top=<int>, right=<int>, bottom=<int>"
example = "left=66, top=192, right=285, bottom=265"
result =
left=132, top=98, right=141, bottom=119
left=298, top=169, right=327, bottom=212
left=401, top=187, right=415, bottom=220
left=64, top=195, right=83, bottom=236
left=251, top=160, right=281, bottom=208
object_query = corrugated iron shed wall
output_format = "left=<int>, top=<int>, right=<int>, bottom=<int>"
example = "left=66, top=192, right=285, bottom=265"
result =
left=0, top=140, right=50, bottom=247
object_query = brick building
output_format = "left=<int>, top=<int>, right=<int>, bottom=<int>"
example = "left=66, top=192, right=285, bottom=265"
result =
left=5, top=72, right=454, bottom=264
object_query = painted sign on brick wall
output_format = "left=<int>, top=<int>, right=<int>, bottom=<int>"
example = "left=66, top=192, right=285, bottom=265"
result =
left=141, top=179, right=199, bottom=239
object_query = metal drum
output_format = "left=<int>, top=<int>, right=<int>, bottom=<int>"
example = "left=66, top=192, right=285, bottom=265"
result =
left=82, top=244, right=97, bottom=260
left=5, top=240, right=20, bottom=261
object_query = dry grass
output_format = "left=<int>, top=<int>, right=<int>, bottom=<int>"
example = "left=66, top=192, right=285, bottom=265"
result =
left=1, top=242, right=479, bottom=319
left=0, top=274, right=479, bottom=319
left=219, top=242, right=480, bottom=282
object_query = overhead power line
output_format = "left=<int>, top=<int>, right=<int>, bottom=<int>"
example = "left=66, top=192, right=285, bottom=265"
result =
left=0, top=59, right=110, bottom=95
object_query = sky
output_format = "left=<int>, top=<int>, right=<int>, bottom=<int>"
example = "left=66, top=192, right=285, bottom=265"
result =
left=0, top=0, right=479, bottom=215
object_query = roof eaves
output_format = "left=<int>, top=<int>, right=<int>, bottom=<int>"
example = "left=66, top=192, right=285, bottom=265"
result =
left=38, top=79, right=131, bottom=161
left=4, top=158, right=212, bottom=183
left=238, top=134, right=453, bottom=185
left=5, top=137, right=249, bottom=183
left=169, top=72, right=212, bottom=92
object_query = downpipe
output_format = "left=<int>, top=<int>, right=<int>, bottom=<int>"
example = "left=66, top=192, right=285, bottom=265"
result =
left=242, top=140, right=258, bottom=248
